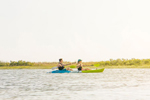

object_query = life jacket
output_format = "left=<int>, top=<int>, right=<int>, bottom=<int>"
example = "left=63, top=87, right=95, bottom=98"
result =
left=78, top=64, right=82, bottom=71
left=58, top=63, right=65, bottom=70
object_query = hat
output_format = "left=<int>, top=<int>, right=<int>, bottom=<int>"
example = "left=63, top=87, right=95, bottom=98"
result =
left=78, top=59, right=82, bottom=62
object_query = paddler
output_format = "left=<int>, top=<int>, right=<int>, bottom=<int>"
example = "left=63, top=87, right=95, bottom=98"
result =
left=77, top=59, right=91, bottom=71
left=57, top=58, right=73, bottom=71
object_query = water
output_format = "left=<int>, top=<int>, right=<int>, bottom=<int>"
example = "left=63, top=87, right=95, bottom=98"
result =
left=0, top=69, right=150, bottom=100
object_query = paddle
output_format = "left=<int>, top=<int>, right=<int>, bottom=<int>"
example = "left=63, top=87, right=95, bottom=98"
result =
left=51, top=67, right=58, bottom=70
left=51, top=62, right=76, bottom=70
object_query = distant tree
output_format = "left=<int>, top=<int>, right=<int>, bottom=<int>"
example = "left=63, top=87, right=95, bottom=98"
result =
left=10, top=60, right=33, bottom=66
left=105, top=61, right=110, bottom=66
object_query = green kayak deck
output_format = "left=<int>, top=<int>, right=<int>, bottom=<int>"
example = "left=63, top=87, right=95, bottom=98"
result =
left=81, top=68, right=104, bottom=73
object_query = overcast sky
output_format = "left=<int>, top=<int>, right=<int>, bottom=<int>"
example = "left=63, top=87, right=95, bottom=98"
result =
left=0, top=0, right=150, bottom=62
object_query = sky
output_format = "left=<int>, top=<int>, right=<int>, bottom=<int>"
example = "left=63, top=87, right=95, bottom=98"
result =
left=0, top=0, right=150, bottom=62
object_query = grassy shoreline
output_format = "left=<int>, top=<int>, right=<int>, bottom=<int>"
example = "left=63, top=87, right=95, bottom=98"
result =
left=0, top=65, right=150, bottom=69
left=1, top=59, right=150, bottom=69
left=0, top=66, right=53, bottom=69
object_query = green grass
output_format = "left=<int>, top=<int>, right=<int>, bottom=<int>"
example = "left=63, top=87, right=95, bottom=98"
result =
left=1, top=58, right=150, bottom=69
left=0, top=66, right=53, bottom=69
left=102, top=65, right=150, bottom=68
left=0, top=65, right=150, bottom=69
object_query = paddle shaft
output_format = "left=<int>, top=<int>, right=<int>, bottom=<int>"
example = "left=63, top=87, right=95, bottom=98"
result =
left=63, top=62, right=76, bottom=66
left=51, top=62, right=76, bottom=70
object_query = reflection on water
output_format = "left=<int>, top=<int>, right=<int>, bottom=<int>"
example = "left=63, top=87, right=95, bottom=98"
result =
left=0, top=69, right=150, bottom=100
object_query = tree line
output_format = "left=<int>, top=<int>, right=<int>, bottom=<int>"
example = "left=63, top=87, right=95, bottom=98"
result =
left=96, top=58, right=150, bottom=66
left=0, top=60, right=33, bottom=66
left=0, top=59, right=150, bottom=67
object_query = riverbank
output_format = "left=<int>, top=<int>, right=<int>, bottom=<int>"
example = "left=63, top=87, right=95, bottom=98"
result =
left=0, top=65, right=150, bottom=69
left=0, top=66, right=55, bottom=69
left=1, top=58, right=150, bottom=69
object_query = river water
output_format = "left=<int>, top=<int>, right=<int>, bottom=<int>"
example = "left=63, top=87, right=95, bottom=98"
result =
left=0, top=69, right=150, bottom=100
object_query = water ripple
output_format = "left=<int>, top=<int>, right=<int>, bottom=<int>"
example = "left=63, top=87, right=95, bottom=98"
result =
left=0, top=69, right=150, bottom=100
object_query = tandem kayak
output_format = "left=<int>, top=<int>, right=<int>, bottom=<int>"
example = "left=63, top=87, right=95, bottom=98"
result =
left=49, top=68, right=104, bottom=73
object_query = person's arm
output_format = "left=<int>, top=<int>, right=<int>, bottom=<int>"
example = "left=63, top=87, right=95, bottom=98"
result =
left=64, top=62, right=76, bottom=66
left=76, top=64, right=79, bottom=68
left=77, top=64, right=81, bottom=68
left=57, top=64, right=62, bottom=68
left=83, top=64, right=91, bottom=67
left=64, top=63, right=72, bottom=66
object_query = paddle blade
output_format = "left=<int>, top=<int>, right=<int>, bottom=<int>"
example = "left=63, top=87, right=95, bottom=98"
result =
left=94, top=63, right=100, bottom=67
left=52, top=67, right=58, bottom=70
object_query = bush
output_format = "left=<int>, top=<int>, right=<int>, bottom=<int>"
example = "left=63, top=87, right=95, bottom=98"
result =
left=10, top=60, right=33, bottom=66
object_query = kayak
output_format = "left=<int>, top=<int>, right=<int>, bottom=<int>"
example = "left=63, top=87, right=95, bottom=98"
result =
left=51, top=69, right=71, bottom=73
left=82, top=68, right=104, bottom=73
left=50, top=68, right=104, bottom=73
